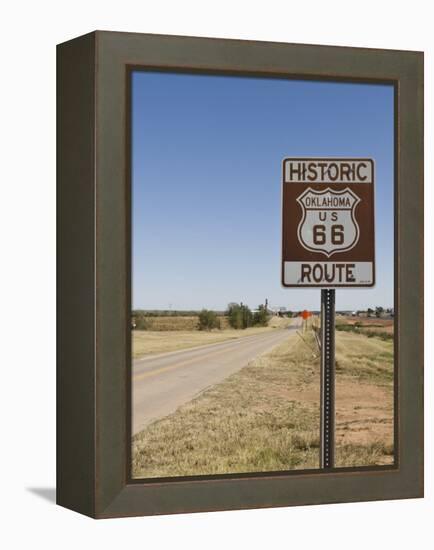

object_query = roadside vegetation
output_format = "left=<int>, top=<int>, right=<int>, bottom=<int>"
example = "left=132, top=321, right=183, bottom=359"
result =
left=133, top=303, right=273, bottom=332
left=132, top=326, right=394, bottom=478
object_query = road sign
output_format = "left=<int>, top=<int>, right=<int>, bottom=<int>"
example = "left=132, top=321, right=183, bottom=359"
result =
left=281, top=158, right=375, bottom=287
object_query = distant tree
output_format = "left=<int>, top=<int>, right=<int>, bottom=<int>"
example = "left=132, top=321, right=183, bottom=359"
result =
left=367, top=308, right=374, bottom=318
left=134, top=313, right=150, bottom=330
left=227, top=303, right=253, bottom=329
left=227, top=303, right=243, bottom=329
left=241, top=304, right=253, bottom=329
left=253, top=304, right=270, bottom=327
left=198, top=309, right=221, bottom=331
left=375, top=306, right=384, bottom=318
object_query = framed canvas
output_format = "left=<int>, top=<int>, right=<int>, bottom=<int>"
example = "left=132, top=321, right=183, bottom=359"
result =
left=57, top=31, right=423, bottom=518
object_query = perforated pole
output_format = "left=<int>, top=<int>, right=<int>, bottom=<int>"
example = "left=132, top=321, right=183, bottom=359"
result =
left=320, top=289, right=335, bottom=469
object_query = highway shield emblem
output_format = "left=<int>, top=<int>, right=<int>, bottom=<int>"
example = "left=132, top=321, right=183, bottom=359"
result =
left=296, top=187, right=361, bottom=257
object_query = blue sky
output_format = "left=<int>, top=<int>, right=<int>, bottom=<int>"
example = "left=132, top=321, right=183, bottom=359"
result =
left=132, top=71, right=394, bottom=311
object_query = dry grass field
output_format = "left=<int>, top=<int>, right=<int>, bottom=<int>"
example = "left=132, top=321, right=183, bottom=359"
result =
left=145, top=316, right=200, bottom=331
left=132, top=328, right=394, bottom=478
left=134, top=315, right=232, bottom=331
left=132, top=316, right=292, bottom=358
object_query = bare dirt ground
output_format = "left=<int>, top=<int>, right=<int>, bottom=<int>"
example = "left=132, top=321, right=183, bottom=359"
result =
left=334, top=331, right=394, bottom=465
left=132, top=327, right=394, bottom=478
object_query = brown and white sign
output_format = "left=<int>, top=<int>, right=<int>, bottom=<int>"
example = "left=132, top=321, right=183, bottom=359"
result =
left=281, top=158, right=375, bottom=287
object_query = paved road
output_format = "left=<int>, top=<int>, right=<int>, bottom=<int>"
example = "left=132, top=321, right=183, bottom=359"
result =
left=133, top=322, right=300, bottom=434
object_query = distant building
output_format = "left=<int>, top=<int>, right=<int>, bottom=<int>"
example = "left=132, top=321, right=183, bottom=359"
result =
left=269, top=306, right=287, bottom=317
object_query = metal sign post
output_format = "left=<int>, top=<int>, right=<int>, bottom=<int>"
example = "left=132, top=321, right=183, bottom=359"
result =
left=320, top=289, right=335, bottom=468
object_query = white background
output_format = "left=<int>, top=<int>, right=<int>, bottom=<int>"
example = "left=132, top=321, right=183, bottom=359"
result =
left=1, top=1, right=432, bottom=547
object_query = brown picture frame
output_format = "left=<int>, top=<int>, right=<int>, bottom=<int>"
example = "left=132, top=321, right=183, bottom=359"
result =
left=57, top=31, right=423, bottom=518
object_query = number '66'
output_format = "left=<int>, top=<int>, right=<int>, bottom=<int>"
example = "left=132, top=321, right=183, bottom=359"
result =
left=313, top=224, right=345, bottom=245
